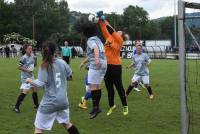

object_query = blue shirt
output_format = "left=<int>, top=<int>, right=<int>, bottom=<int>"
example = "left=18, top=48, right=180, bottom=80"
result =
left=62, top=47, right=71, bottom=57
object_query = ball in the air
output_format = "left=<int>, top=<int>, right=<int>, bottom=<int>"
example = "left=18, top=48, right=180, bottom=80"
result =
left=88, top=14, right=99, bottom=23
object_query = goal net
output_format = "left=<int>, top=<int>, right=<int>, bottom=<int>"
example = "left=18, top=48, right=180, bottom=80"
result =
left=178, top=0, right=200, bottom=134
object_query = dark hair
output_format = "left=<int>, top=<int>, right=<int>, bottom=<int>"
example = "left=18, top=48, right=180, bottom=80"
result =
left=23, top=44, right=32, bottom=50
left=120, top=31, right=127, bottom=41
left=82, top=23, right=97, bottom=38
left=41, top=41, right=56, bottom=69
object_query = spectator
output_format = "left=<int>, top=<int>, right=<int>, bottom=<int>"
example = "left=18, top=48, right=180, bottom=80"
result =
left=61, top=41, right=71, bottom=64
left=5, top=45, right=10, bottom=58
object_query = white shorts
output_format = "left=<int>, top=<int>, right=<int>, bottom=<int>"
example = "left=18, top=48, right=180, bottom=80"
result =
left=88, top=69, right=106, bottom=84
left=20, top=83, right=34, bottom=90
left=20, top=77, right=34, bottom=90
left=34, top=109, right=70, bottom=131
left=131, top=75, right=150, bottom=85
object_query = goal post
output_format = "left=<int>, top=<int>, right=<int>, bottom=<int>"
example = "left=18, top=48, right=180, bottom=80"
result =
left=178, top=1, right=188, bottom=134
left=178, top=0, right=200, bottom=134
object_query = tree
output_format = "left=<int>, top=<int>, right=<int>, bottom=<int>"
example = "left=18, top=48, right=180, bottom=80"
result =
left=159, top=17, right=174, bottom=39
left=0, top=0, right=70, bottom=47
left=106, top=12, right=123, bottom=31
left=123, top=5, right=149, bottom=40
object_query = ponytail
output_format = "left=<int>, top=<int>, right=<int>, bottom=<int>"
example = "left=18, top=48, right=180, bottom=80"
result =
left=41, top=41, right=56, bottom=69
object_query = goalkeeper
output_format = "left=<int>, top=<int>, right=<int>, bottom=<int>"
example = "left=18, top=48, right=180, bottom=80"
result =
left=97, top=11, right=128, bottom=116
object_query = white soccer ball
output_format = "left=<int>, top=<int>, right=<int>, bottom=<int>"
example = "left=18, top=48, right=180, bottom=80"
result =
left=88, top=14, right=99, bottom=23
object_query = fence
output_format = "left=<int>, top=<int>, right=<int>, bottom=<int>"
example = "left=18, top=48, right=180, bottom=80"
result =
left=120, top=44, right=200, bottom=60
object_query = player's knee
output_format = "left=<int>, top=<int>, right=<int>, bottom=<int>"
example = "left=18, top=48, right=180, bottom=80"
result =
left=62, top=122, right=72, bottom=129
left=32, top=88, right=37, bottom=92
left=144, top=84, right=150, bottom=88
left=34, top=127, right=43, bottom=134
left=22, top=90, right=29, bottom=94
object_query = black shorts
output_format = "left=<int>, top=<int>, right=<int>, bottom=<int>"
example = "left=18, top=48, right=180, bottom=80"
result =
left=62, top=56, right=70, bottom=64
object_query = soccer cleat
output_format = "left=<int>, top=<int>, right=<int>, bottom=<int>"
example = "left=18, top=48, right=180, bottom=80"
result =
left=106, top=105, right=116, bottom=116
left=90, top=108, right=102, bottom=119
left=13, top=107, right=20, bottom=113
left=149, top=94, right=154, bottom=100
left=123, top=106, right=128, bottom=116
left=78, top=97, right=87, bottom=109
left=134, top=88, right=141, bottom=92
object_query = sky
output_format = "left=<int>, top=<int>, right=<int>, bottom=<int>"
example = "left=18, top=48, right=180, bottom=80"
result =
left=7, top=0, right=200, bottom=19
left=66, top=0, right=200, bottom=19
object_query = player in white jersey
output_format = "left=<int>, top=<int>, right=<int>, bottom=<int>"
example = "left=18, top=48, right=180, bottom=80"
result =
left=126, top=43, right=154, bottom=99
left=26, top=41, right=79, bottom=134
left=131, top=42, right=146, bottom=91
left=13, top=44, right=39, bottom=113
left=80, top=23, right=107, bottom=119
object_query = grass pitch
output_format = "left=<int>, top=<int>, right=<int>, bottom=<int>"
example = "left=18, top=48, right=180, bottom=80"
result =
left=0, top=57, right=197, bottom=134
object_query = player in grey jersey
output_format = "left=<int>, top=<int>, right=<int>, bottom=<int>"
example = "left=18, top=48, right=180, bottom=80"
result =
left=80, top=23, right=107, bottom=119
left=26, top=41, right=79, bottom=134
left=13, top=44, right=39, bottom=113
left=126, top=44, right=154, bottom=99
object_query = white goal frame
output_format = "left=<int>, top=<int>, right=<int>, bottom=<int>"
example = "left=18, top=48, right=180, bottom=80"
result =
left=178, top=0, right=200, bottom=134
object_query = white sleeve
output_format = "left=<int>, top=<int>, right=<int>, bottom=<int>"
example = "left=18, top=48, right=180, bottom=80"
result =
left=32, top=79, right=46, bottom=87
left=88, top=40, right=98, bottom=49
left=32, top=67, right=48, bottom=87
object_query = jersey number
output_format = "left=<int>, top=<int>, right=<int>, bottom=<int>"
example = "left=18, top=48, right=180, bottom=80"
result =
left=56, top=73, right=61, bottom=88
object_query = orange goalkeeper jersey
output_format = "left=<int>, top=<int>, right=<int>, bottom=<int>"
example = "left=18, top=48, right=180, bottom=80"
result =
left=99, top=20, right=123, bottom=65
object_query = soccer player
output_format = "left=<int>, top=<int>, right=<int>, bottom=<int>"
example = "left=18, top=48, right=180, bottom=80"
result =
left=97, top=11, right=128, bottom=116
left=26, top=41, right=79, bottom=134
left=80, top=23, right=107, bottom=119
left=126, top=43, right=154, bottom=99
left=132, top=41, right=145, bottom=91
left=78, top=65, right=91, bottom=109
left=13, top=44, right=39, bottom=113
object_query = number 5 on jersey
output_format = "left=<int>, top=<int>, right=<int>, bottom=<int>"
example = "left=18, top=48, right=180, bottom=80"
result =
left=56, top=73, right=61, bottom=88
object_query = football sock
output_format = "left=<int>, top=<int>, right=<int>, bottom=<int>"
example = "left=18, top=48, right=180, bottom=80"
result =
left=91, top=90, right=101, bottom=108
left=84, top=91, right=91, bottom=100
left=134, top=82, right=138, bottom=88
left=15, top=93, right=26, bottom=108
left=147, top=86, right=153, bottom=95
left=126, top=85, right=133, bottom=96
left=96, top=89, right=101, bottom=107
left=32, top=92, right=39, bottom=107
left=67, top=125, right=79, bottom=134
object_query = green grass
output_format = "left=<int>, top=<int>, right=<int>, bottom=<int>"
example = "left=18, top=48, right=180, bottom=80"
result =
left=0, top=57, right=199, bottom=134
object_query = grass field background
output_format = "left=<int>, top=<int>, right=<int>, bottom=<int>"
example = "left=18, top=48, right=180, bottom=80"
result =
left=0, top=57, right=198, bottom=134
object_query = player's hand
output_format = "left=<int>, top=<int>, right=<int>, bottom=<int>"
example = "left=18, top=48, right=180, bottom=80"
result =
left=96, top=11, right=106, bottom=21
left=26, top=78, right=33, bottom=83
left=96, top=11, right=103, bottom=18
left=95, top=59, right=101, bottom=68
left=67, top=75, right=73, bottom=81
